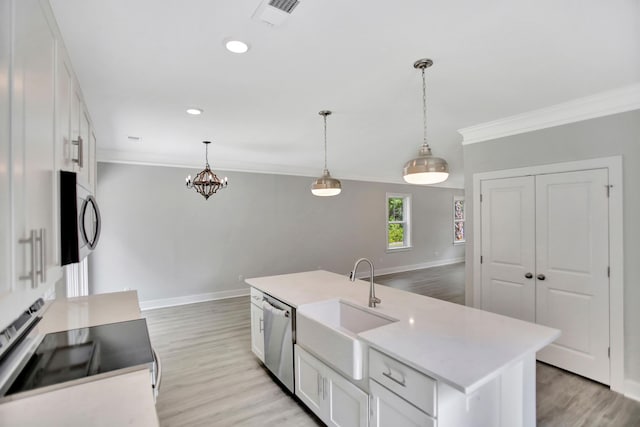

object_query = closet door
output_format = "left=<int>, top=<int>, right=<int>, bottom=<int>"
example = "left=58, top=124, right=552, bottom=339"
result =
left=480, top=176, right=536, bottom=322
left=535, top=169, right=610, bottom=385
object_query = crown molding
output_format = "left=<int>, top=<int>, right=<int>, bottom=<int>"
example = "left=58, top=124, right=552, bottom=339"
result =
left=458, top=83, right=640, bottom=145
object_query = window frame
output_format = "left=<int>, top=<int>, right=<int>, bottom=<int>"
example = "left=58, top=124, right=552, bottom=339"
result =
left=386, top=192, right=412, bottom=252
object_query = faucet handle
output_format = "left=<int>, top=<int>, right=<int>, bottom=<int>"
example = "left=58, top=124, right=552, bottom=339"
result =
left=348, top=271, right=354, bottom=280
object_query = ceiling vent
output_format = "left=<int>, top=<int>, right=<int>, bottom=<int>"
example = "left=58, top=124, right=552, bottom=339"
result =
left=252, top=0, right=300, bottom=27
left=269, top=0, right=299, bottom=13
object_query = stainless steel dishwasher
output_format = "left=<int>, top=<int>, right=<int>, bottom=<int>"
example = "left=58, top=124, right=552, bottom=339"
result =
left=262, top=294, right=295, bottom=393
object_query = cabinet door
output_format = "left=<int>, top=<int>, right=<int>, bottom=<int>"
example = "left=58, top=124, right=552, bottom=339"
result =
left=89, top=131, right=97, bottom=194
left=55, top=52, right=74, bottom=172
left=326, top=368, right=369, bottom=427
left=295, top=345, right=325, bottom=418
left=70, top=85, right=81, bottom=172
left=0, top=0, right=11, bottom=300
left=76, top=108, right=91, bottom=187
left=250, top=303, right=264, bottom=362
left=370, top=380, right=435, bottom=427
left=13, top=0, right=56, bottom=285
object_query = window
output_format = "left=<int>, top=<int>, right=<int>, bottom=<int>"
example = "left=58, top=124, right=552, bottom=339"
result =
left=386, top=193, right=411, bottom=250
left=454, top=196, right=465, bottom=244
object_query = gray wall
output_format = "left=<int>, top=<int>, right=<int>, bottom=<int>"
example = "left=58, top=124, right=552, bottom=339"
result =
left=462, top=110, right=640, bottom=384
left=91, top=162, right=464, bottom=303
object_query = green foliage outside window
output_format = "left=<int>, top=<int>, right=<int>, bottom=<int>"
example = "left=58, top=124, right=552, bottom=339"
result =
left=388, top=223, right=404, bottom=246
left=388, top=197, right=405, bottom=246
left=388, top=198, right=404, bottom=221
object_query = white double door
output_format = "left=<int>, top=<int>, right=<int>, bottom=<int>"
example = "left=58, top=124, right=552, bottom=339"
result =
left=480, top=169, right=610, bottom=385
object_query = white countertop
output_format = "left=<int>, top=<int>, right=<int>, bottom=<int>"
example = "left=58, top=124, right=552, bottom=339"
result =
left=246, top=270, right=560, bottom=394
left=0, top=369, right=158, bottom=427
left=36, top=290, right=143, bottom=334
left=0, top=291, right=158, bottom=427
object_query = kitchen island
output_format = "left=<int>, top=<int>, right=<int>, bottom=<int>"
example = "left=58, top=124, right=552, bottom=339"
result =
left=247, top=270, right=560, bottom=427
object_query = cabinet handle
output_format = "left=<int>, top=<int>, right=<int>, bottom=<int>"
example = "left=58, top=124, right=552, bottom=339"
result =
left=537, top=274, right=546, bottom=281
left=37, top=228, right=46, bottom=283
left=18, top=230, right=37, bottom=288
left=259, top=318, right=263, bottom=333
left=524, top=272, right=533, bottom=279
left=317, top=373, right=322, bottom=398
left=72, top=135, right=83, bottom=168
left=382, top=370, right=406, bottom=387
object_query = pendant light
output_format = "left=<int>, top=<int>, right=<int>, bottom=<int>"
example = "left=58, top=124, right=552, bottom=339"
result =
left=311, top=110, right=342, bottom=196
left=185, top=141, right=228, bottom=200
left=402, top=59, right=449, bottom=185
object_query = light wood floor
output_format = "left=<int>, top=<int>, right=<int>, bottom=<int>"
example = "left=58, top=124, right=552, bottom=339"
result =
left=144, top=265, right=640, bottom=426
left=375, top=262, right=466, bottom=305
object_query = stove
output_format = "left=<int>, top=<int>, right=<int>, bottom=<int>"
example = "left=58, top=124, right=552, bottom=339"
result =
left=0, top=318, right=156, bottom=400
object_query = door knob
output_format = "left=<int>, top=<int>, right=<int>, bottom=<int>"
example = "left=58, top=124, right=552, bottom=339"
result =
left=524, top=273, right=533, bottom=279
left=537, top=274, right=546, bottom=281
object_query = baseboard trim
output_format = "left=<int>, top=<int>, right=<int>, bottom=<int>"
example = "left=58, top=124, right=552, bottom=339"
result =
left=140, top=288, right=250, bottom=311
left=353, top=257, right=465, bottom=279
left=624, top=379, right=640, bottom=402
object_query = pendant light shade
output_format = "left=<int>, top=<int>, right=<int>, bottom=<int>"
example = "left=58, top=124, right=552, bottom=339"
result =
left=311, top=110, right=342, bottom=196
left=311, top=170, right=342, bottom=196
left=402, top=59, right=449, bottom=185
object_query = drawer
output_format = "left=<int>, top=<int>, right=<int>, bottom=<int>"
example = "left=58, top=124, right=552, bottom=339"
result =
left=370, top=379, right=436, bottom=427
left=369, top=348, right=437, bottom=417
left=250, top=287, right=264, bottom=307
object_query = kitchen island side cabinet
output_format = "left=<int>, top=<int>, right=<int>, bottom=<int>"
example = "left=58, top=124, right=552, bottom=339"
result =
left=250, top=287, right=265, bottom=362
left=295, top=345, right=369, bottom=427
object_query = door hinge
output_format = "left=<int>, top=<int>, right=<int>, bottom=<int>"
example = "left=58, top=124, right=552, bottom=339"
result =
left=607, top=266, right=610, bottom=278
left=608, top=347, right=610, bottom=358
left=480, top=194, right=483, bottom=202
left=606, top=185, right=613, bottom=197
left=480, top=255, right=483, bottom=264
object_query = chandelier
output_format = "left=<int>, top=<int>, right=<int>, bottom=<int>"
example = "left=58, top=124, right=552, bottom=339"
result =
left=185, top=141, right=228, bottom=200
left=402, top=58, right=449, bottom=185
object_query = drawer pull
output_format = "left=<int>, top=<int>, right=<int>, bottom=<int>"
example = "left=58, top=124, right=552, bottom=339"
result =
left=382, top=370, right=406, bottom=387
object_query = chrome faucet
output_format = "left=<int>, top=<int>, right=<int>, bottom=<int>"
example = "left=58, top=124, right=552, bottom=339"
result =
left=349, top=258, right=381, bottom=308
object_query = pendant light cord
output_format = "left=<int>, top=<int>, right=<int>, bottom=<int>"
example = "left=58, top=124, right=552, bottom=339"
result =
left=421, top=66, right=429, bottom=148
left=205, top=142, right=209, bottom=167
left=323, top=113, right=328, bottom=171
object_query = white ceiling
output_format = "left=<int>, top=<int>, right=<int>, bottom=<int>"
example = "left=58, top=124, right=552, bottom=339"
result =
left=49, top=0, right=640, bottom=188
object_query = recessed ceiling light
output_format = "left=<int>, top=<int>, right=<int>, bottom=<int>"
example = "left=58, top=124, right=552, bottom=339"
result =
left=186, top=108, right=203, bottom=115
left=225, top=40, right=249, bottom=54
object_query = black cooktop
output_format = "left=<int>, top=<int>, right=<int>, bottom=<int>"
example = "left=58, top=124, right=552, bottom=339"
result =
left=5, top=318, right=153, bottom=396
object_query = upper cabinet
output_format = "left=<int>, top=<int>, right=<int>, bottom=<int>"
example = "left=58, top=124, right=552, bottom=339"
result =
left=56, top=48, right=96, bottom=193
left=0, top=0, right=12, bottom=302
left=0, top=0, right=98, bottom=328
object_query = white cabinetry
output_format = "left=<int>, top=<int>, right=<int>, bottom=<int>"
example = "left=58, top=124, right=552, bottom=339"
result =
left=0, top=0, right=97, bottom=328
left=2, top=0, right=62, bottom=329
left=369, top=380, right=435, bottom=427
left=368, top=348, right=437, bottom=427
left=56, top=49, right=95, bottom=193
left=250, top=288, right=264, bottom=362
left=295, top=345, right=368, bottom=427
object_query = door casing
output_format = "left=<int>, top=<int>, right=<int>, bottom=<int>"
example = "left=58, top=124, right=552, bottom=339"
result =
left=471, top=156, right=624, bottom=393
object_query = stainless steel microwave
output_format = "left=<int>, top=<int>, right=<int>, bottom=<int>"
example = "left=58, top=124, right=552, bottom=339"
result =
left=60, top=171, right=101, bottom=265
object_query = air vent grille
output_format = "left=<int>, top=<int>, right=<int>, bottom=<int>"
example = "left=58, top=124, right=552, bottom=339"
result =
left=268, top=0, right=299, bottom=14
